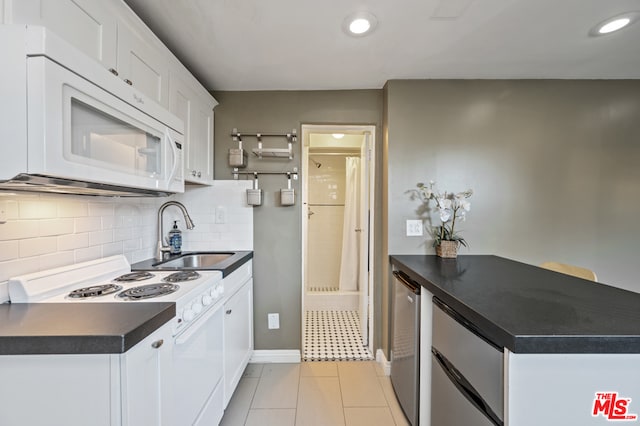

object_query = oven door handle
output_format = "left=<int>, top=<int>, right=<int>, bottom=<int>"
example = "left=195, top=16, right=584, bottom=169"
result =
left=175, top=304, right=222, bottom=346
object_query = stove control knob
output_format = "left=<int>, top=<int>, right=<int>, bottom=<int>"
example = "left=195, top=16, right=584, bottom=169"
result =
left=202, top=295, right=212, bottom=306
left=192, top=302, right=203, bottom=314
left=183, top=309, right=195, bottom=322
left=209, top=288, right=217, bottom=298
left=216, top=287, right=224, bottom=297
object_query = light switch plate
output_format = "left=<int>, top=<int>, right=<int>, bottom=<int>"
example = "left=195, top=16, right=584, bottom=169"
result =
left=406, top=219, right=423, bottom=236
left=215, top=206, right=227, bottom=224
left=268, top=313, right=280, bottom=329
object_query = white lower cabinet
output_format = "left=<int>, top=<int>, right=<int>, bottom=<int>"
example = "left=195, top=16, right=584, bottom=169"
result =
left=0, top=322, right=172, bottom=426
left=120, top=323, right=173, bottom=426
left=222, top=262, right=254, bottom=407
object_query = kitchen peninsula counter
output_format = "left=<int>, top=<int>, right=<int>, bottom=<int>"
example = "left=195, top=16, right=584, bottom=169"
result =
left=390, top=255, right=640, bottom=354
left=0, top=302, right=175, bottom=355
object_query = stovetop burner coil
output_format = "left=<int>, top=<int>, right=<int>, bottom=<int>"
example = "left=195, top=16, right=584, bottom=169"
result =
left=113, top=271, right=155, bottom=282
left=116, top=283, right=179, bottom=300
left=68, top=284, right=123, bottom=299
left=163, top=271, right=201, bottom=283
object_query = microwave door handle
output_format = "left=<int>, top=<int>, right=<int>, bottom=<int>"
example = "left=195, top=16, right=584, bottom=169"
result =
left=165, top=129, right=179, bottom=182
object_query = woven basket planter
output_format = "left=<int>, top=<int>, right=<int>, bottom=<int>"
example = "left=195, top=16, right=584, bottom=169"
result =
left=436, top=240, right=459, bottom=258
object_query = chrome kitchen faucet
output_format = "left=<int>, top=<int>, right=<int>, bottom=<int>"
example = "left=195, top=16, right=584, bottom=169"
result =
left=157, top=201, right=194, bottom=261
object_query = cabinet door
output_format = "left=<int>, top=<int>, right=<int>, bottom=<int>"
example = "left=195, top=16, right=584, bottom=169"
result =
left=121, top=323, right=173, bottom=426
left=116, top=22, right=169, bottom=107
left=169, top=72, right=214, bottom=184
left=223, top=278, right=254, bottom=406
left=11, top=0, right=117, bottom=69
left=190, top=98, right=214, bottom=183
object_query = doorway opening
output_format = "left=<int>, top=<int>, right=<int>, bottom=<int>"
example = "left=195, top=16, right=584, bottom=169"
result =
left=301, top=124, right=375, bottom=361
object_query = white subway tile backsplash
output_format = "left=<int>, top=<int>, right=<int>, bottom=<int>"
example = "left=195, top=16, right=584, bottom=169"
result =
left=88, top=202, right=114, bottom=217
left=0, top=221, right=39, bottom=241
left=38, top=219, right=75, bottom=237
left=19, top=200, right=58, bottom=219
left=38, top=252, right=74, bottom=271
left=102, top=242, right=123, bottom=257
left=57, top=200, right=88, bottom=218
left=58, top=233, right=89, bottom=251
left=0, top=241, right=18, bottom=262
left=1, top=200, right=19, bottom=220
left=75, top=217, right=102, bottom=233
left=19, top=237, right=57, bottom=257
left=0, top=181, right=252, bottom=302
left=122, top=237, right=141, bottom=251
left=102, top=216, right=116, bottom=230
left=74, top=246, right=102, bottom=263
left=88, top=230, right=113, bottom=246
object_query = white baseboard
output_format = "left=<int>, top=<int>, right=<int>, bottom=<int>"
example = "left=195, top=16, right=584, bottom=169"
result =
left=376, top=349, right=391, bottom=376
left=250, top=350, right=301, bottom=364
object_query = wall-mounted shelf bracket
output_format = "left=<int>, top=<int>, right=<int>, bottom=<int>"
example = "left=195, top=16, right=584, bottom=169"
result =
left=230, top=129, right=296, bottom=160
left=232, top=167, right=299, bottom=181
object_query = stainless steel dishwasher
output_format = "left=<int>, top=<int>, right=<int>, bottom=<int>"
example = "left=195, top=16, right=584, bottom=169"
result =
left=391, top=270, right=421, bottom=426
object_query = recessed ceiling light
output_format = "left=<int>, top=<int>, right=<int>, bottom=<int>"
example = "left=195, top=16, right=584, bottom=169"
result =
left=332, top=133, right=345, bottom=139
left=589, top=12, right=639, bottom=36
left=343, top=12, right=378, bottom=37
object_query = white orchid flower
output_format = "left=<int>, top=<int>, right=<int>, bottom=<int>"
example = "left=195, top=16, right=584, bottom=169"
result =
left=460, top=199, right=471, bottom=211
left=440, top=198, right=452, bottom=209
left=439, top=208, right=451, bottom=222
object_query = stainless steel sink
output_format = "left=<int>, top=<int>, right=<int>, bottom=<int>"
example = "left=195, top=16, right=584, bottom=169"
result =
left=155, top=253, right=234, bottom=268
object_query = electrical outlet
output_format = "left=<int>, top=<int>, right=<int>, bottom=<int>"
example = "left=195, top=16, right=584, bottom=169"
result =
left=215, top=206, right=227, bottom=224
left=406, top=220, right=423, bottom=236
left=268, top=313, right=280, bottom=329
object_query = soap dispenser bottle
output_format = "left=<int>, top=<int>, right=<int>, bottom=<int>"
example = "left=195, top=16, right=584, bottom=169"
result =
left=168, top=220, right=182, bottom=254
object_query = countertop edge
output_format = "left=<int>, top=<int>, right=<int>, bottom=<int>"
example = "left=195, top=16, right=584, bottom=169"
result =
left=390, top=255, right=640, bottom=354
left=0, top=303, right=176, bottom=355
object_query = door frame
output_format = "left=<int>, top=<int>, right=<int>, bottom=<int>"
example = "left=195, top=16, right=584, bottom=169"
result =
left=300, top=124, right=376, bottom=356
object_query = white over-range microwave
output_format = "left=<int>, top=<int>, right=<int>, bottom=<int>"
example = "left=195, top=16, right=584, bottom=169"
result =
left=0, top=26, right=184, bottom=196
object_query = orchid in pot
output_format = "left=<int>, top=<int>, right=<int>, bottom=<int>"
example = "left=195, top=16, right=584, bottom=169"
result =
left=409, top=181, right=473, bottom=258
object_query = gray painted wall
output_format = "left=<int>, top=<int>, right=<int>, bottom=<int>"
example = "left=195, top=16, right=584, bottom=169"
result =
left=386, top=80, right=640, bottom=292
left=212, top=90, right=383, bottom=350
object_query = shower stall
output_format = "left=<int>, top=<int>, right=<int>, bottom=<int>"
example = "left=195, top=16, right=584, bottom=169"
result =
left=305, top=152, right=361, bottom=310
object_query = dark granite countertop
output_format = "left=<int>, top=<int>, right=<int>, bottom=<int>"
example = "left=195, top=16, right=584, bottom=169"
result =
left=0, top=302, right=175, bottom=355
left=390, top=255, right=640, bottom=354
left=132, top=250, right=253, bottom=278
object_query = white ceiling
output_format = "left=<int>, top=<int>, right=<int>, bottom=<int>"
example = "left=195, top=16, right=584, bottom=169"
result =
left=123, top=0, right=640, bottom=91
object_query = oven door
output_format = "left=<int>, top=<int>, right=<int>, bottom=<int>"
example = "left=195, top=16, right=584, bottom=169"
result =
left=27, top=56, right=183, bottom=194
left=173, top=302, right=224, bottom=426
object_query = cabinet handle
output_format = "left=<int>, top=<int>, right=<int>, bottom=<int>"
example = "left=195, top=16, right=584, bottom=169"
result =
left=191, top=170, right=197, bottom=177
left=109, top=68, right=119, bottom=76
left=197, top=171, right=202, bottom=178
left=151, top=339, right=164, bottom=349
left=226, top=309, right=232, bottom=315
left=124, top=79, right=133, bottom=86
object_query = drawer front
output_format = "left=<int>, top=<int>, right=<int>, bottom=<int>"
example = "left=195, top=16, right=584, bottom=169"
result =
left=432, top=300, right=504, bottom=420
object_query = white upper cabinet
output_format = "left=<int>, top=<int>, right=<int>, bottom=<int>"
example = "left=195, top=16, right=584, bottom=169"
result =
left=169, top=72, right=216, bottom=184
left=10, top=0, right=118, bottom=69
left=6, top=0, right=217, bottom=178
left=114, top=18, right=170, bottom=107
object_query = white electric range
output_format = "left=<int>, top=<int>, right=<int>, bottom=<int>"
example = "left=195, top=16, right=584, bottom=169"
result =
left=8, top=254, right=227, bottom=425
left=8, top=255, right=224, bottom=335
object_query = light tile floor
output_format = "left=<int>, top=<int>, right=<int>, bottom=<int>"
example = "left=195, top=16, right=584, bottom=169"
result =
left=220, top=361, right=410, bottom=426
